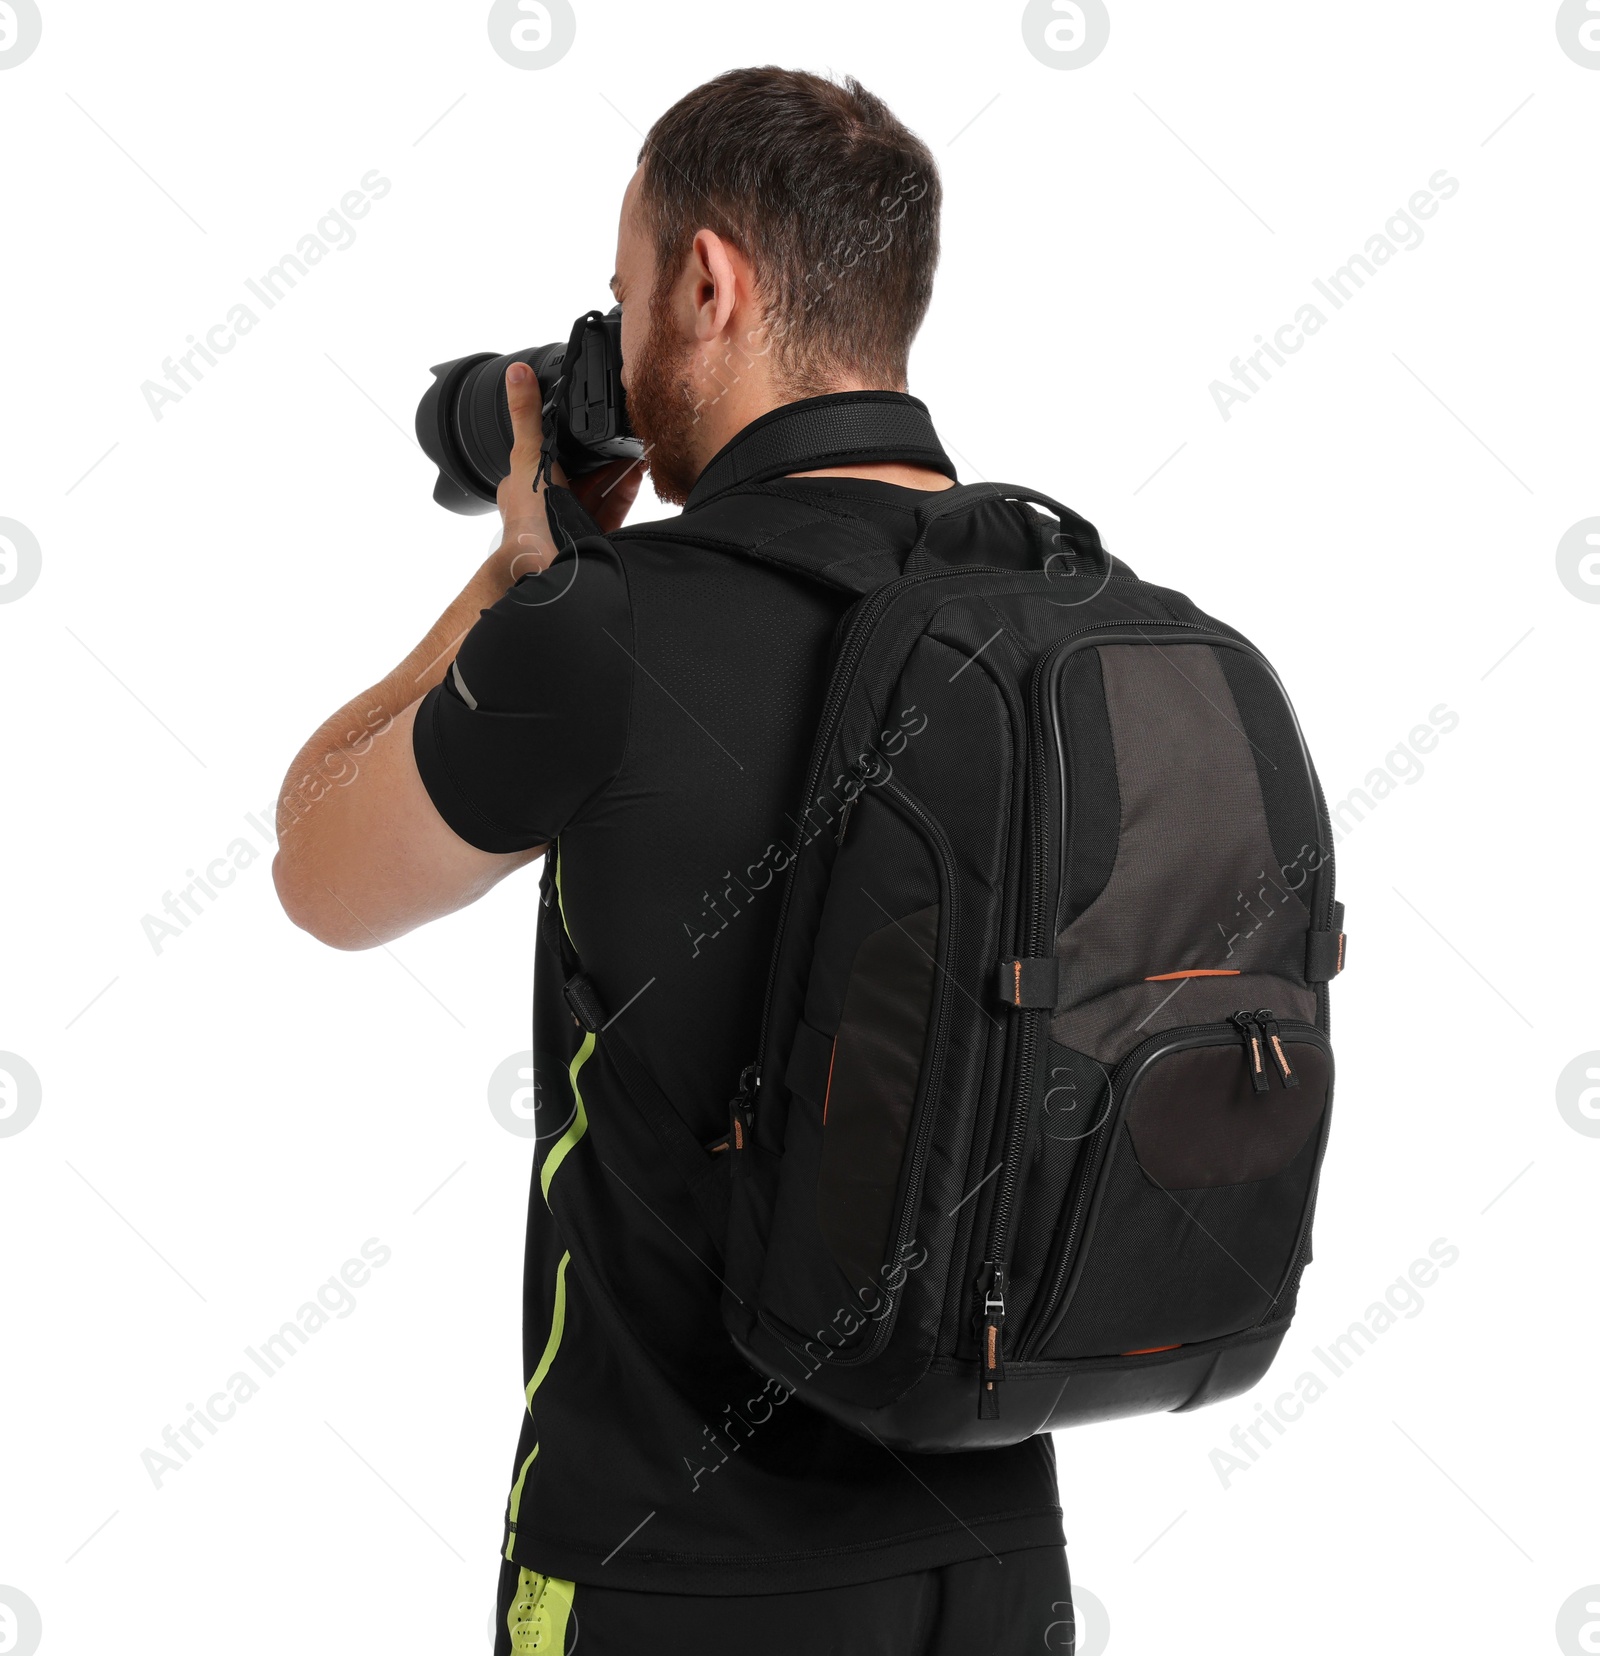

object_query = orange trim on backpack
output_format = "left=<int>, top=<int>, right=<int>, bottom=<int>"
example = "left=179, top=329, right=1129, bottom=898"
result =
left=1013, top=960, right=1023, bottom=1006
left=821, top=1037, right=838, bottom=1124
left=1142, top=969, right=1242, bottom=981
left=1122, top=1343, right=1182, bottom=1355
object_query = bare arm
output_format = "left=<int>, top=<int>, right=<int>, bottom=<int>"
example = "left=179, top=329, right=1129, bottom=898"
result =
left=271, top=361, right=641, bottom=949
left=270, top=553, right=541, bottom=950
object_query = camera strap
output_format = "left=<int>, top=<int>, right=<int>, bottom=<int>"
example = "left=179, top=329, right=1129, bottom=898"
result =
left=533, top=393, right=561, bottom=495
left=686, top=391, right=956, bottom=508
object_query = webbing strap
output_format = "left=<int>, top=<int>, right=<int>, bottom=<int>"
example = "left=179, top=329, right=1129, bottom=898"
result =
left=995, top=957, right=1062, bottom=1009
left=1305, top=901, right=1348, bottom=982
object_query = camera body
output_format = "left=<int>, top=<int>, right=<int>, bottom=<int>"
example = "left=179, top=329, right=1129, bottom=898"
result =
left=415, top=305, right=642, bottom=515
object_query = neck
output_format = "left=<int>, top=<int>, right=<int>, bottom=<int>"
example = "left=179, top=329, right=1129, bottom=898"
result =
left=787, top=461, right=955, bottom=491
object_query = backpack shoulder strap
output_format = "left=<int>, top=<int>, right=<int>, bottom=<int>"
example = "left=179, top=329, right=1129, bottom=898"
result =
left=615, top=491, right=906, bottom=598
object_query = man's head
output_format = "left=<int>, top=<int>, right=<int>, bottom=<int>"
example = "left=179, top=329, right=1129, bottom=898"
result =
left=612, top=68, right=942, bottom=504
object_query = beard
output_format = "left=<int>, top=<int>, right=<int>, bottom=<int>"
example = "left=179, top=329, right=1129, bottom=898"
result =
left=624, top=285, right=707, bottom=507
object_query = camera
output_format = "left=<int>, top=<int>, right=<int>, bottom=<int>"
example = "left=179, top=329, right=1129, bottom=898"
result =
left=415, top=305, right=641, bottom=514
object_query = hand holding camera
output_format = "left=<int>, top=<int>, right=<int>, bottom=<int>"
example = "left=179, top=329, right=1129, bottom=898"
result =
left=418, top=304, right=645, bottom=547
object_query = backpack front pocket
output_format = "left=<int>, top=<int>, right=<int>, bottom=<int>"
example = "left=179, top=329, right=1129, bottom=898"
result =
left=1023, top=1016, right=1332, bottom=1360
left=755, top=777, right=958, bottom=1364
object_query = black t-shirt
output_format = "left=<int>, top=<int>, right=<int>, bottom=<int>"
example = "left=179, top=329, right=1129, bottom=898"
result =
left=413, top=428, right=1065, bottom=1594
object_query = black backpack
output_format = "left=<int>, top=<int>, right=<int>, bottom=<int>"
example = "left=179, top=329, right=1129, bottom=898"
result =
left=704, top=480, right=1346, bottom=1452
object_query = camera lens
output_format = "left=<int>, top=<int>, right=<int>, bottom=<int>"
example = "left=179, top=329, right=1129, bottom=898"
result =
left=415, top=342, right=568, bottom=515
left=416, top=307, right=640, bottom=515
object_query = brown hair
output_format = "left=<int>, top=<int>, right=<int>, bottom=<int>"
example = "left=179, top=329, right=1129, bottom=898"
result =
left=636, top=67, right=942, bottom=394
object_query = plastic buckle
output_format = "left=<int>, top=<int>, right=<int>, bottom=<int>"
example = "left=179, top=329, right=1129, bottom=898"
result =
left=561, top=973, right=605, bottom=1033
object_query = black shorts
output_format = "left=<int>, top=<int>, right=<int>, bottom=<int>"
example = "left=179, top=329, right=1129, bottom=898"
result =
left=492, top=1544, right=1072, bottom=1655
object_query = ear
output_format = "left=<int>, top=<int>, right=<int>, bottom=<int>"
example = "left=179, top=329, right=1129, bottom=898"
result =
left=689, top=228, right=748, bottom=344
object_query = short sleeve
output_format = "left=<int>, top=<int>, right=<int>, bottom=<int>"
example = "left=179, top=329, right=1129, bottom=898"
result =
left=412, top=531, right=632, bottom=853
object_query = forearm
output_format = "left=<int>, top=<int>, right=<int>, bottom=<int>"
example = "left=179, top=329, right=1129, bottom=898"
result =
left=270, top=538, right=552, bottom=950
left=274, top=545, right=517, bottom=842
left=269, top=358, right=625, bottom=949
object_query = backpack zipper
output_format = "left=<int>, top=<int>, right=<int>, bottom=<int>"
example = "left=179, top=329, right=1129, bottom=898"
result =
left=975, top=634, right=1056, bottom=1413
left=1013, top=1024, right=1204, bottom=1367
left=1257, top=1160, right=1323, bottom=1327
left=741, top=564, right=1047, bottom=1118
left=1253, top=1011, right=1333, bottom=1328
left=832, top=752, right=881, bottom=847
left=975, top=620, right=1240, bottom=1411
left=1256, top=1009, right=1300, bottom=1088
left=1233, top=1010, right=1270, bottom=1093
left=816, top=775, right=960, bottom=1367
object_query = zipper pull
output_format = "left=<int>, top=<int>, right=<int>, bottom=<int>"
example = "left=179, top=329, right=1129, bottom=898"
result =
left=977, top=1262, right=1006, bottom=1418
left=834, top=793, right=856, bottom=849
left=1255, top=1010, right=1299, bottom=1089
left=834, top=754, right=881, bottom=848
left=1234, top=1010, right=1270, bottom=1094
left=728, top=1064, right=758, bottom=1149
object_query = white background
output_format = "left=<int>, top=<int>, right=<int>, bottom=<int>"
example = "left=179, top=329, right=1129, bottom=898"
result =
left=2, top=3, right=1596, bottom=1652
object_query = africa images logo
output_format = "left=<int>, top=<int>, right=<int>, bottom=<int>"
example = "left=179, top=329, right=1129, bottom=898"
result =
left=0, top=1586, right=43, bottom=1656
left=487, top=0, right=576, bottom=69
left=0, top=1052, right=43, bottom=1139
left=0, top=519, right=42, bottom=604
left=0, top=0, right=43, bottom=70
left=1555, top=1053, right=1600, bottom=1138
left=1021, top=0, right=1111, bottom=70
left=1556, top=518, right=1600, bottom=603
left=1555, top=0, right=1600, bottom=67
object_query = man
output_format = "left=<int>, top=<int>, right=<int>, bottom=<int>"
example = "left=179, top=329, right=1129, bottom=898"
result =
left=274, top=67, right=1070, bottom=1655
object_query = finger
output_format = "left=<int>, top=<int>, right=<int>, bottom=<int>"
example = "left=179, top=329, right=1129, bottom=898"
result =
left=573, top=457, right=649, bottom=533
left=586, top=459, right=645, bottom=532
left=496, top=368, right=558, bottom=578
left=505, top=360, right=545, bottom=474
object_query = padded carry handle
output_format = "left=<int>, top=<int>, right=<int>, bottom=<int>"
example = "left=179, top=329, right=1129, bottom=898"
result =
left=907, top=481, right=1109, bottom=573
